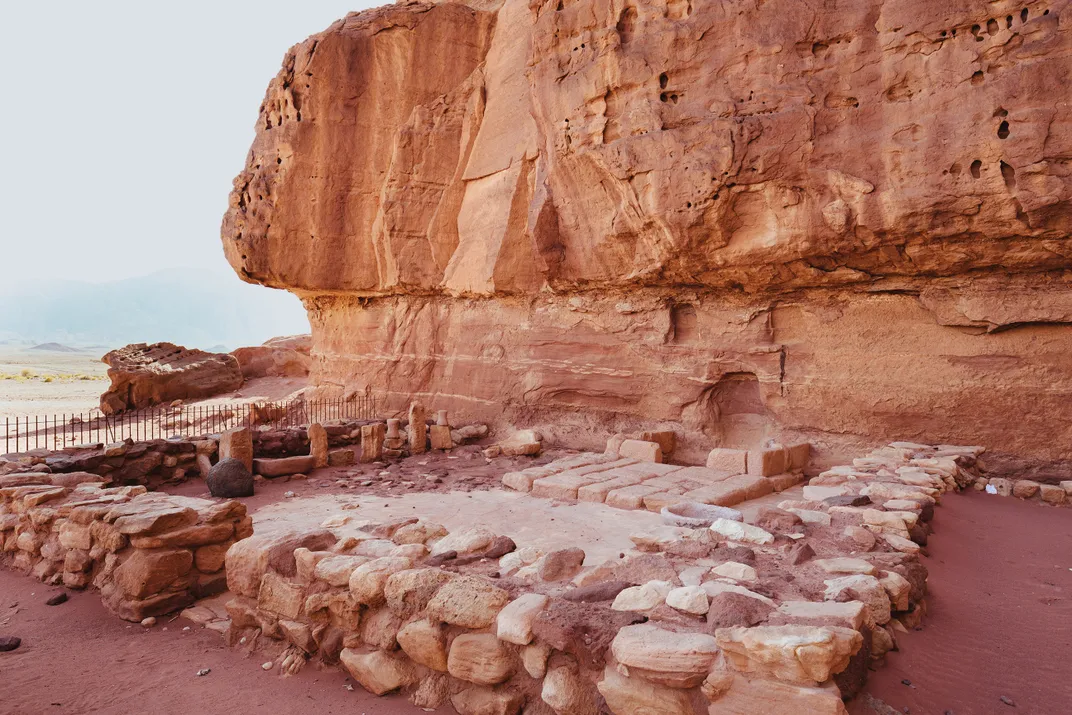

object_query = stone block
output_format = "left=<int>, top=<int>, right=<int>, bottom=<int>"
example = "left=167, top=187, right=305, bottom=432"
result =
left=769, top=472, right=804, bottom=492
left=989, top=477, right=1013, bottom=496
left=360, top=423, right=385, bottom=462
left=639, top=430, right=676, bottom=455
left=605, top=484, right=664, bottom=510
left=499, top=430, right=542, bottom=456
left=408, top=402, right=427, bottom=453
left=1012, top=480, right=1040, bottom=499
left=710, top=518, right=774, bottom=545
left=252, top=455, right=315, bottom=478
left=348, top=556, right=413, bottom=605
left=258, top=571, right=306, bottom=619
left=618, top=439, right=662, bottom=463
left=218, top=428, right=253, bottom=472
left=114, top=548, right=194, bottom=599
left=340, top=648, right=417, bottom=696
left=786, top=442, right=812, bottom=470
left=597, top=667, right=693, bottom=715
left=1061, top=481, right=1072, bottom=496
left=684, top=474, right=773, bottom=507
left=194, top=543, right=230, bottom=573
left=715, top=625, right=862, bottom=685
left=496, top=593, right=549, bottom=645
left=427, top=424, right=451, bottom=451
left=776, top=601, right=867, bottom=630
left=58, top=521, right=93, bottom=550
left=542, top=666, right=600, bottom=715
left=709, top=676, right=848, bottom=714
left=397, top=618, right=449, bottom=671
left=707, top=448, right=748, bottom=473
left=447, top=633, right=514, bottom=685
left=426, top=575, right=510, bottom=628
left=451, top=687, right=523, bottom=715
left=611, top=624, right=720, bottom=688
left=748, top=448, right=786, bottom=477
left=327, top=448, right=355, bottom=467
left=1039, top=484, right=1067, bottom=505
left=224, top=528, right=337, bottom=598
left=308, top=423, right=329, bottom=468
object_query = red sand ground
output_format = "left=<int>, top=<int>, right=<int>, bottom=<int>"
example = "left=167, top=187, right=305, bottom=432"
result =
left=850, top=490, right=1072, bottom=715
left=0, top=573, right=426, bottom=714
left=1, top=485, right=1069, bottom=714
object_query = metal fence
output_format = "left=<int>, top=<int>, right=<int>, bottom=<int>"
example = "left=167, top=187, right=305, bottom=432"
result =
left=2, top=393, right=376, bottom=455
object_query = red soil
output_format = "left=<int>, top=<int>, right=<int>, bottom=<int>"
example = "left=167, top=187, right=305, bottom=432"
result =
left=850, top=490, right=1072, bottom=715
left=0, top=572, right=427, bottom=714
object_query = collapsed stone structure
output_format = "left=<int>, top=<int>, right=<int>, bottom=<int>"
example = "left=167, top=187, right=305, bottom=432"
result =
left=0, top=472, right=249, bottom=621
left=222, top=0, right=1072, bottom=477
left=214, top=440, right=982, bottom=714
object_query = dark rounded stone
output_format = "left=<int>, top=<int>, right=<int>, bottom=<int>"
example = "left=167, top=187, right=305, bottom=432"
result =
left=45, top=592, right=68, bottom=606
left=823, top=494, right=872, bottom=508
left=0, top=636, right=21, bottom=652
left=206, top=458, right=254, bottom=498
left=482, top=536, right=516, bottom=560
left=425, top=550, right=458, bottom=567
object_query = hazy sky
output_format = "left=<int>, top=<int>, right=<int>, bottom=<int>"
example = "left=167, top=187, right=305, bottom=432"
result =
left=0, top=1, right=378, bottom=284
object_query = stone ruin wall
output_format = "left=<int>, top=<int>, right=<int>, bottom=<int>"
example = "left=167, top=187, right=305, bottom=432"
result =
left=0, top=472, right=250, bottom=622
left=222, top=0, right=1072, bottom=478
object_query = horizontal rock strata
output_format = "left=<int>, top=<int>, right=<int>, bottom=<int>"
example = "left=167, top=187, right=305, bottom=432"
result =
left=222, top=0, right=1072, bottom=475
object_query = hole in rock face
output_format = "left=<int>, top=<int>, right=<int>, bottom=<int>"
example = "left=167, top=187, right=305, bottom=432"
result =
left=1006, top=15, right=1013, bottom=28
left=998, top=121, right=1010, bottom=139
left=690, top=372, right=772, bottom=443
left=1021, top=8, right=1029, bottom=22
left=1001, top=161, right=1017, bottom=189
left=616, top=6, right=637, bottom=43
left=995, top=107, right=1008, bottom=117
left=659, top=72, right=669, bottom=89
left=950, top=162, right=962, bottom=175
left=987, top=18, right=999, bottom=35
left=970, top=160, right=983, bottom=178
left=971, top=70, right=984, bottom=85
left=670, top=303, right=698, bottom=344
left=660, top=92, right=669, bottom=103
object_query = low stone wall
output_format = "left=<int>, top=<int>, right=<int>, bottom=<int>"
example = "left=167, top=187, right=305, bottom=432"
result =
left=217, top=442, right=981, bottom=714
left=0, top=471, right=250, bottom=621
left=1, top=438, right=217, bottom=489
left=972, top=475, right=1071, bottom=506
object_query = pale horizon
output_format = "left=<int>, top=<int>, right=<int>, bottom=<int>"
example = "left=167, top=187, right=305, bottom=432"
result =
left=0, top=1, right=380, bottom=347
left=0, top=0, right=378, bottom=284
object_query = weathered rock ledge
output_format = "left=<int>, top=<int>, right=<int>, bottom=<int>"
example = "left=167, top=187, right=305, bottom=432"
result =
left=222, top=0, right=1072, bottom=476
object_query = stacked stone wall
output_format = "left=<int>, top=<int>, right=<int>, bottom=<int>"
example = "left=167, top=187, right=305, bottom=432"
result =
left=0, top=472, right=249, bottom=621
left=219, top=442, right=984, bottom=714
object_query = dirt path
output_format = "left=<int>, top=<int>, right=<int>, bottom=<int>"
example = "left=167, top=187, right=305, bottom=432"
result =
left=0, top=572, right=429, bottom=715
left=850, top=490, right=1072, bottom=715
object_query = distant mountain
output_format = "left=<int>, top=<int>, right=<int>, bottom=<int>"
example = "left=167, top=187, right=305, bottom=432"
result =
left=0, top=268, right=310, bottom=352
left=29, top=342, right=81, bottom=353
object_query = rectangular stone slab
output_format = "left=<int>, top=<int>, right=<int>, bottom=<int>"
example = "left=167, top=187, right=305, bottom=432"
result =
left=684, top=474, right=773, bottom=506
left=605, top=484, right=665, bottom=510
left=253, top=455, right=316, bottom=477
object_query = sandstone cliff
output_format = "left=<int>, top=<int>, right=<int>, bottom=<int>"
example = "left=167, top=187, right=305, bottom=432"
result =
left=223, top=0, right=1072, bottom=476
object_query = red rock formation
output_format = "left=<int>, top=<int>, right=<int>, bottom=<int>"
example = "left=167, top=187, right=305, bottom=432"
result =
left=223, top=0, right=1072, bottom=476
left=230, top=334, right=311, bottom=379
left=100, top=343, right=243, bottom=414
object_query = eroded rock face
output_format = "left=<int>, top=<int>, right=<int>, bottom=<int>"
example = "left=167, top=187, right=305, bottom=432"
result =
left=230, top=334, right=311, bottom=379
left=223, top=0, right=1072, bottom=473
left=100, top=343, right=243, bottom=414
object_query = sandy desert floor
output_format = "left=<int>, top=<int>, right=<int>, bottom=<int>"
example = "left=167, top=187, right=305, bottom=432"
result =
left=0, top=346, right=110, bottom=421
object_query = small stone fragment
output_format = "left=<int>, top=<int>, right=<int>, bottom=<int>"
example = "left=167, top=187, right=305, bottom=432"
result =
left=46, top=592, right=69, bottom=606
